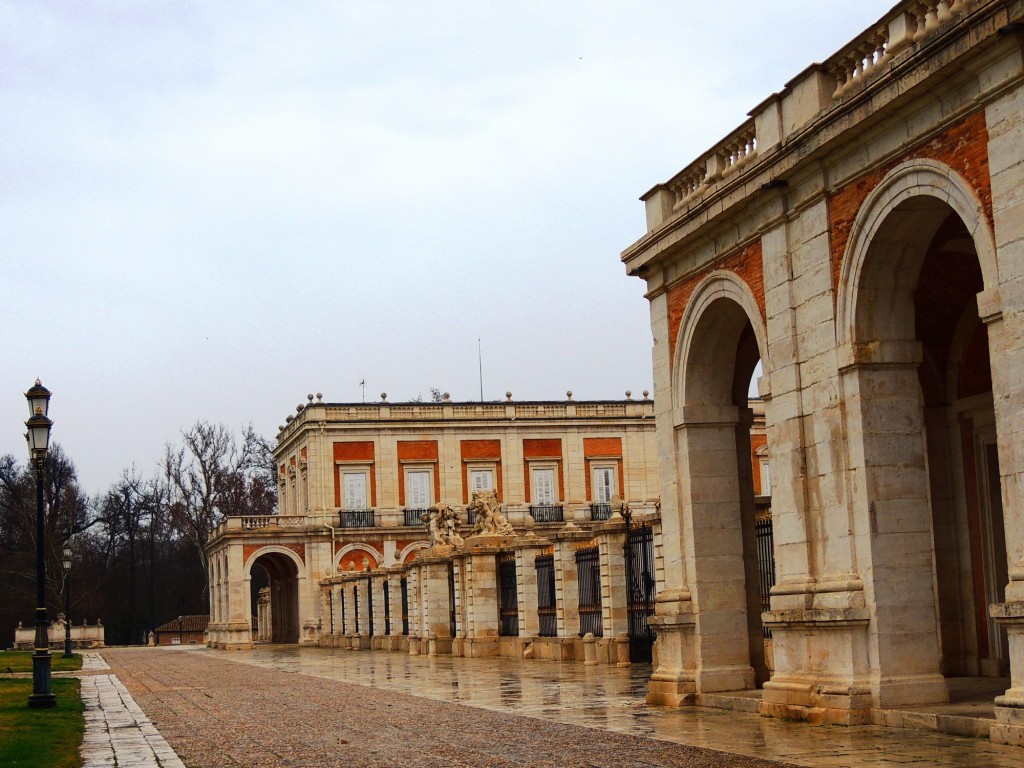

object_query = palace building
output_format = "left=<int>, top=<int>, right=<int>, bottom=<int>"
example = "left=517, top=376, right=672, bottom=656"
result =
left=206, top=393, right=666, bottom=662
left=623, top=0, right=1024, bottom=746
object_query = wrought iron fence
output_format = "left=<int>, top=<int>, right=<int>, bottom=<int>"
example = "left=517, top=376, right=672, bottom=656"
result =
left=498, top=552, right=519, bottom=636
left=576, top=544, right=603, bottom=637
left=530, top=504, right=563, bottom=523
left=341, top=588, right=346, bottom=634
left=339, top=509, right=375, bottom=528
left=625, top=522, right=657, bottom=663
left=366, top=577, right=374, bottom=637
left=590, top=503, right=612, bottom=521
left=400, top=577, right=409, bottom=636
left=404, top=508, right=428, bottom=526
left=756, top=512, right=775, bottom=639
left=353, top=584, right=360, bottom=634
left=448, top=562, right=457, bottom=638
left=383, top=581, right=391, bottom=636
left=535, top=554, right=556, bottom=637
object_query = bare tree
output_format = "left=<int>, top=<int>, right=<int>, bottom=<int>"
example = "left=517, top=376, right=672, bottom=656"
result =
left=163, top=421, right=276, bottom=595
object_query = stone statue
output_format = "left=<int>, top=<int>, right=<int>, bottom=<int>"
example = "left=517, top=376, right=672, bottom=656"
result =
left=468, top=489, right=514, bottom=537
left=421, top=504, right=464, bottom=548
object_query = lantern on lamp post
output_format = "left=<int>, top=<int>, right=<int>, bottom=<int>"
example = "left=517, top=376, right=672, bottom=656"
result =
left=62, top=542, right=73, bottom=658
left=25, top=379, right=56, bottom=708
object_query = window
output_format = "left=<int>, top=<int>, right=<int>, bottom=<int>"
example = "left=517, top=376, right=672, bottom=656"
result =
left=592, top=465, right=616, bottom=504
left=406, top=469, right=432, bottom=508
left=532, top=467, right=557, bottom=505
left=759, top=459, right=771, bottom=496
left=343, top=471, right=368, bottom=510
left=469, top=468, right=494, bottom=492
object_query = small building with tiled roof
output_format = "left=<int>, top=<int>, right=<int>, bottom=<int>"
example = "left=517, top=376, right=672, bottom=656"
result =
left=154, top=615, right=210, bottom=646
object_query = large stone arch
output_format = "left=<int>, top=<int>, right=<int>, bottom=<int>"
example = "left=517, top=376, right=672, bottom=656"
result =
left=673, top=270, right=769, bottom=409
left=245, top=546, right=305, bottom=644
left=836, top=158, right=998, bottom=350
left=335, top=543, right=383, bottom=572
left=834, top=157, right=1005, bottom=707
left=663, top=268, right=772, bottom=693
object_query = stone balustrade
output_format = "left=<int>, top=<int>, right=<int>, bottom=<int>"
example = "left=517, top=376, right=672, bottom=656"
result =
left=13, top=617, right=105, bottom=649
left=640, top=0, right=988, bottom=232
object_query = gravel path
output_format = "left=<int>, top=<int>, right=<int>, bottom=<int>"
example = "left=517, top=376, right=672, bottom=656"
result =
left=101, top=648, right=795, bottom=768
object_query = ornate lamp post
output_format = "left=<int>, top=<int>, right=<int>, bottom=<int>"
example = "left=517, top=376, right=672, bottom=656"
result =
left=62, top=542, right=73, bottom=658
left=25, top=379, right=56, bottom=708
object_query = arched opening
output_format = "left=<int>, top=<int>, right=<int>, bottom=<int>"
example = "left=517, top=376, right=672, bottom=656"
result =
left=676, top=279, right=771, bottom=690
left=847, top=192, right=1008, bottom=690
left=248, top=551, right=301, bottom=644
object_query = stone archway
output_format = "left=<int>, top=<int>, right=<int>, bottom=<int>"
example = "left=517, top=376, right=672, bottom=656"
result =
left=671, top=270, right=772, bottom=691
left=246, top=548, right=303, bottom=644
left=837, top=159, right=1006, bottom=705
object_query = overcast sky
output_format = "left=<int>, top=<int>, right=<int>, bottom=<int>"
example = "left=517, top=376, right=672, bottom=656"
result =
left=1, top=0, right=897, bottom=494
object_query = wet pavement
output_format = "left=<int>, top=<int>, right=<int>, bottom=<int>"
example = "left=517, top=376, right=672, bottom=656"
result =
left=203, top=645, right=1023, bottom=767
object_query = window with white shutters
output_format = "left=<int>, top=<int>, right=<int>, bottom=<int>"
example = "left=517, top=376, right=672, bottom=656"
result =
left=532, top=467, right=557, bottom=505
left=470, top=468, right=494, bottom=492
left=406, top=469, right=431, bottom=508
left=593, top=466, right=616, bottom=503
left=343, top=472, right=368, bottom=510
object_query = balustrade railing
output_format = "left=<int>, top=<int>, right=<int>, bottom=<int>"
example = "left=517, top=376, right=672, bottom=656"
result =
left=339, top=509, right=375, bottom=528
left=590, top=503, right=612, bottom=521
left=403, top=508, right=428, bottom=527
left=529, top=504, right=564, bottom=523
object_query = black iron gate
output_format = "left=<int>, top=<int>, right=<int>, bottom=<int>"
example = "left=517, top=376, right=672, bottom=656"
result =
left=624, top=520, right=657, bottom=662
left=353, top=584, right=360, bottom=634
left=383, top=580, right=391, bottom=636
left=756, top=510, right=775, bottom=638
left=576, top=543, right=603, bottom=637
left=341, top=587, right=346, bottom=634
left=498, top=551, right=519, bottom=636
left=366, top=577, right=374, bottom=637
left=400, top=577, right=409, bottom=636
left=448, top=561, right=457, bottom=638
left=535, top=553, right=556, bottom=637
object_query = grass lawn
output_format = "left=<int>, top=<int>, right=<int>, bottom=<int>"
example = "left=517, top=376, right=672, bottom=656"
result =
left=0, top=678, right=83, bottom=768
left=1, top=651, right=83, bottom=673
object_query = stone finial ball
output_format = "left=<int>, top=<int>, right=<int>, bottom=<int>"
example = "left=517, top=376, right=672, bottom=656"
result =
left=443, top=392, right=451, bottom=400
left=643, top=390, right=650, bottom=399
left=566, top=390, right=573, bottom=399
left=307, top=393, right=314, bottom=401
left=505, top=391, right=513, bottom=400
left=381, top=392, right=387, bottom=401
left=296, top=404, right=303, bottom=412
left=625, top=390, right=632, bottom=398
left=286, top=415, right=294, bottom=423
left=316, top=392, right=323, bottom=401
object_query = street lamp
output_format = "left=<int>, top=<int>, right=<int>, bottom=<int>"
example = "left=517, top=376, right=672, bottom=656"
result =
left=25, top=379, right=55, bottom=708
left=62, top=542, right=73, bottom=658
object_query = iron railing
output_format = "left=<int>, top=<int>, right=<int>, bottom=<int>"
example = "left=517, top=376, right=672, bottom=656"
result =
left=576, top=544, right=603, bottom=637
left=448, top=562, right=457, bottom=638
left=400, top=577, right=409, bottom=636
left=353, top=583, right=360, bottom=634
left=339, top=509, right=375, bottom=528
left=530, top=504, right=563, bottom=523
left=756, top=512, right=775, bottom=639
left=383, top=581, right=391, bottom=636
left=498, top=552, right=519, bottom=637
left=625, top=522, right=657, bottom=663
left=366, top=578, right=374, bottom=637
left=590, top=503, right=612, bottom=521
left=403, top=508, right=428, bottom=526
left=341, top=588, right=346, bottom=634
left=535, top=554, right=556, bottom=637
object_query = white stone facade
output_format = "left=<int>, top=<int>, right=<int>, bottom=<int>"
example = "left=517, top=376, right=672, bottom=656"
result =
left=623, top=0, right=1024, bottom=746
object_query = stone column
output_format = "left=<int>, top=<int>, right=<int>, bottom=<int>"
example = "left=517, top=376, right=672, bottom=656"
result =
left=417, top=549, right=454, bottom=656
left=985, top=76, right=1024, bottom=747
left=222, top=542, right=252, bottom=649
left=461, top=539, right=504, bottom=657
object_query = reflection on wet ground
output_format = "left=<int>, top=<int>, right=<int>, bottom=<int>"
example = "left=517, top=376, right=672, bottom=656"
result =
left=204, top=645, right=1023, bottom=767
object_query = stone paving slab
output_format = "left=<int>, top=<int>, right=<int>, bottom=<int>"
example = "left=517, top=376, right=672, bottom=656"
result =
left=78, top=664, right=185, bottom=768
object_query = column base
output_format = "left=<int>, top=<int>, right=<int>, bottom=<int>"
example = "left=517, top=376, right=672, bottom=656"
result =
left=759, top=678, right=872, bottom=725
left=991, top=692, right=1024, bottom=746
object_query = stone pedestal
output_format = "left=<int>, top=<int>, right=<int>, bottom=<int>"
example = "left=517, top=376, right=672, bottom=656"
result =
left=646, top=590, right=696, bottom=706
left=990, top=600, right=1024, bottom=746
left=418, top=550, right=455, bottom=656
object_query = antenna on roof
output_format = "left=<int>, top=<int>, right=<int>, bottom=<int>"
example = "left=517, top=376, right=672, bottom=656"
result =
left=359, top=378, right=366, bottom=403
left=478, top=339, right=484, bottom=402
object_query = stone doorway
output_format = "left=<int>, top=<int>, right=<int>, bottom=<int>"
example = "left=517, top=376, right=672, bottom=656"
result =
left=249, top=551, right=300, bottom=644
